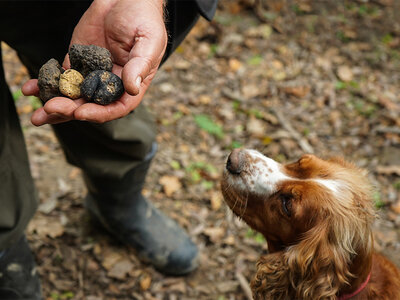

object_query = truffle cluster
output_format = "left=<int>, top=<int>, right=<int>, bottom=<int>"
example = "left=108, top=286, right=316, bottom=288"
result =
left=37, top=44, right=124, bottom=105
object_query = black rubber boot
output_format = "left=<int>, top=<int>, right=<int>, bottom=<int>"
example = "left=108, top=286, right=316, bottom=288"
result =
left=84, top=144, right=198, bottom=276
left=0, top=236, right=42, bottom=300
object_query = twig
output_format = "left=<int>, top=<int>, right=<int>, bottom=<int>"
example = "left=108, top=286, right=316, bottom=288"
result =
left=373, top=126, right=400, bottom=135
left=272, top=108, right=314, bottom=153
left=235, top=271, right=253, bottom=300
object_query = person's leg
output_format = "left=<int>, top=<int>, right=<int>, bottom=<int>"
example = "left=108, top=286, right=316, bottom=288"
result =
left=0, top=44, right=42, bottom=299
left=2, top=0, right=203, bottom=276
left=53, top=0, right=202, bottom=275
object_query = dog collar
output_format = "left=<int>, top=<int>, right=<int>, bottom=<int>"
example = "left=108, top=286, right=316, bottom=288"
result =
left=337, top=272, right=371, bottom=300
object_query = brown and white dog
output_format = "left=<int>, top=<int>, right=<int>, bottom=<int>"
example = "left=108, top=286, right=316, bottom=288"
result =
left=221, top=149, right=400, bottom=300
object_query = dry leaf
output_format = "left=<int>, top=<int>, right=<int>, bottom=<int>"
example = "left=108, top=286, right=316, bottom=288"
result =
left=203, top=227, right=225, bottom=243
left=210, top=191, right=222, bottom=211
left=247, top=117, right=266, bottom=138
left=140, top=274, right=152, bottom=291
left=337, top=65, right=353, bottom=82
left=229, top=58, right=242, bottom=72
left=283, top=85, right=310, bottom=98
left=27, top=215, right=64, bottom=238
left=108, top=259, right=134, bottom=280
left=101, top=250, right=123, bottom=271
left=159, top=175, right=182, bottom=197
left=17, top=104, right=33, bottom=115
left=376, top=165, right=400, bottom=176
left=390, top=198, right=400, bottom=214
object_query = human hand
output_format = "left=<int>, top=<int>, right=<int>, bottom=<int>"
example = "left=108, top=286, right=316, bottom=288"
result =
left=23, top=0, right=166, bottom=126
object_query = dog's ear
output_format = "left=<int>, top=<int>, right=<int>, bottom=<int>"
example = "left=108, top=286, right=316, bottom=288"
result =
left=284, top=222, right=354, bottom=300
left=251, top=252, right=291, bottom=300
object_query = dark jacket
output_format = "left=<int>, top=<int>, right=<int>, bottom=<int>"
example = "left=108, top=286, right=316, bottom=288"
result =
left=195, top=0, right=218, bottom=21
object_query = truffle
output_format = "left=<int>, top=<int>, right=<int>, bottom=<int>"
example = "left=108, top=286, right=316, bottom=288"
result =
left=59, top=69, right=84, bottom=99
left=69, top=44, right=113, bottom=77
left=38, top=58, right=63, bottom=102
left=81, top=70, right=125, bottom=105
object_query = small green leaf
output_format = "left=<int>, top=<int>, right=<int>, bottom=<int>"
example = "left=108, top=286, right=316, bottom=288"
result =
left=373, top=191, right=385, bottom=209
left=394, top=180, right=400, bottom=190
left=202, top=180, right=214, bottom=190
left=246, top=229, right=265, bottom=243
left=170, top=160, right=181, bottom=170
left=230, top=141, right=242, bottom=149
left=335, top=81, right=347, bottom=90
left=194, top=114, right=224, bottom=138
left=61, top=292, right=74, bottom=299
left=30, top=97, right=42, bottom=110
left=382, top=33, right=393, bottom=45
left=247, top=54, right=263, bottom=66
left=12, top=89, right=23, bottom=102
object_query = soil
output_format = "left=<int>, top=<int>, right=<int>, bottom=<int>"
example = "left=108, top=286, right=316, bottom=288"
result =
left=2, top=1, right=400, bottom=299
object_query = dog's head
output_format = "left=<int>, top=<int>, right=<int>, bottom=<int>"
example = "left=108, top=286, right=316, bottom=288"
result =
left=221, top=149, right=375, bottom=299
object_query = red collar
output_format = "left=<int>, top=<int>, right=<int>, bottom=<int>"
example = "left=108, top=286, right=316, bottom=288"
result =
left=337, top=272, right=371, bottom=300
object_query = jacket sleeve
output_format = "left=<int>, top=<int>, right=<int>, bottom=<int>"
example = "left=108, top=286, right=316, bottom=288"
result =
left=194, top=0, right=219, bottom=21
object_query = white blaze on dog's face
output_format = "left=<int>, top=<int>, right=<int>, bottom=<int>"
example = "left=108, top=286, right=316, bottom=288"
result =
left=220, top=149, right=373, bottom=251
left=224, top=149, right=291, bottom=196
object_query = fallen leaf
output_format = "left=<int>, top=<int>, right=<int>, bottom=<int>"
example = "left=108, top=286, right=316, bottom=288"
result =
left=283, top=85, right=310, bottom=98
left=159, top=175, right=182, bottom=197
left=27, top=215, right=64, bottom=238
left=378, top=95, right=400, bottom=112
left=101, top=250, right=123, bottom=271
left=247, top=117, right=266, bottom=138
left=376, top=165, right=400, bottom=176
left=210, top=191, right=222, bottom=211
left=198, top=94, right=212, bottom=105
left=17, top=104, right=33, bottom=115
left=203, top=227, right=225, bottom=243
left=217, top=281, right=239, bottom=293
left=229, top=58, right=242, bottom=72
left=108, top=259, right=134, bottom=280
left=390, top=198, right=400, bottom=214
left=140, top=274, right=152, bottom=291
left=337, top=65, right=353, bottom=82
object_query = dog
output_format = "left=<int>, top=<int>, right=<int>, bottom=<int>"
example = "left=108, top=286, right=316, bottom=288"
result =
left=221, top=149, right=400, bottom=300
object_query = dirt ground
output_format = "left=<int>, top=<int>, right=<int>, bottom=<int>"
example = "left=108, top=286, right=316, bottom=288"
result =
left=2, top=0, right=400, bottom=299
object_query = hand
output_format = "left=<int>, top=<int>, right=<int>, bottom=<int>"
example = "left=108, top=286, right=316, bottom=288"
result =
left=23, top=0, right=166, bottom=126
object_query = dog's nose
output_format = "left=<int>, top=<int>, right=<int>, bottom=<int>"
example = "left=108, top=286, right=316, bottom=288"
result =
left=226, top=149, right=243, bottom=174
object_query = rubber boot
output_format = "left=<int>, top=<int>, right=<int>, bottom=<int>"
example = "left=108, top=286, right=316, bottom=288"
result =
left=84, top=144, right=198, bottom=275
left=0, top=235, right=42, bottom=300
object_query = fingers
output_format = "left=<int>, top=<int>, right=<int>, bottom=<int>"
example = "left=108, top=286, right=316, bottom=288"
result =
left=22, top=79, right=40, bottom=97
left=74, top=89, right=145, bottom=122
left=31, top=108, right=71, bottom=126
left=62, top=54, right=71, bottom=70
left=31, top=97, right=86, bottom=126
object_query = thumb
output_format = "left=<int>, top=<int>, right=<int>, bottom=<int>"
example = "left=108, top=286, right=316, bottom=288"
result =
left=122, top=32, right=167, bottom=96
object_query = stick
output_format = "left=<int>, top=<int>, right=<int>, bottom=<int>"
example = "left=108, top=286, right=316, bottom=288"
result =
left=272, top=108, right=314, bottom=153
left=235, top=271, right=253, bottom=300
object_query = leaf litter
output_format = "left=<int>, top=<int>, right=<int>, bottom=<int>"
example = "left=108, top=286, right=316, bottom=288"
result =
left=2, top=0, right=400, bottom=299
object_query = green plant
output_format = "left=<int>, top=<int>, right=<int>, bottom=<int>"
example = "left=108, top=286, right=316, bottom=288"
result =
left=246, top=229, right=265, bottom=243
left=373, top=191, right=385, bottom=209
left=194, top=114, right=224, bottom=138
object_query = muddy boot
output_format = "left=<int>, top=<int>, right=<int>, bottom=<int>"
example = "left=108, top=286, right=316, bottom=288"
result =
left=0, top=236, right=42, bottom=300
left=84, top=145, right=198, bottom=275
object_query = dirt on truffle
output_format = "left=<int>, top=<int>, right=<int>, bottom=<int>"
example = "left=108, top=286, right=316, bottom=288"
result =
left=81, top=70, right=124, bottom=105
left=69, top=44, right=113, bottom=77
left=37, top=58, right=63, bottom=102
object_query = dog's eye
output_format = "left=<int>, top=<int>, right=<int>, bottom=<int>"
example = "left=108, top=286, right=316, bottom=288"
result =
left=280, top=195, right=292, bottom=217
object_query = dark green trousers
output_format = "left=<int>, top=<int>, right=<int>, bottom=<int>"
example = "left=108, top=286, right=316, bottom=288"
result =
left=0, top=1, right=200, bottom=250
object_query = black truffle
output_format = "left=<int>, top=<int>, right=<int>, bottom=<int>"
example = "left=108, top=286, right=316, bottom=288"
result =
left=69, top=44, right=113, bottom=77
left=37, top=58, right=63, bottom=102
left=81, top=70, right=125, bottom=105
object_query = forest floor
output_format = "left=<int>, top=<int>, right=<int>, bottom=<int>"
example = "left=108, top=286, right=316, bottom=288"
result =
left=2, top=0, right=400, bottom=299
